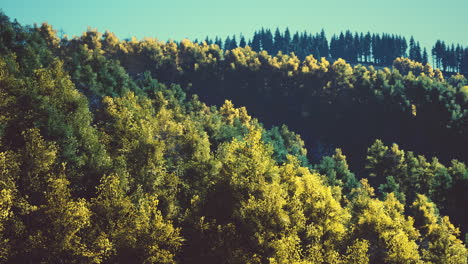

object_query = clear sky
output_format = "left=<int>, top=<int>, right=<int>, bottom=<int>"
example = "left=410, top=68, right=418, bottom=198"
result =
left=2, top=0, right=467, bottom=51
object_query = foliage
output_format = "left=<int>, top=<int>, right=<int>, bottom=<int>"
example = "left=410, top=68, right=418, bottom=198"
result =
left=0, top=11, right=467, bottom=263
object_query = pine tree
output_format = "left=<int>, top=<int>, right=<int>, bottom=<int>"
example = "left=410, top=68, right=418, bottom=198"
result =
left=229, top=35, right=237, bottom=50
left=284, top=27, right=291, bottom=53
left=239, top=34, right=246, bottom=48
left=273, top=27, right=282, bottom=55
left=251, top=31, right=261, bottom=51
left=224, top=36, right=231, bottom=50
left=422, top=48, right=428, bottom=64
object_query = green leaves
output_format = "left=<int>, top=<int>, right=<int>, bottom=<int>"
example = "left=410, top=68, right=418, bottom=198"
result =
left=1, top=12, right=467, bottom=263
left=91, top=174, right=182, bottom=263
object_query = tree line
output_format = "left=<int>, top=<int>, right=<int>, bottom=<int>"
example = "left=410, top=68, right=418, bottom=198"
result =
left=432, top=40, right=468, bottom=74
left=199, top=28, right=467, bottom=76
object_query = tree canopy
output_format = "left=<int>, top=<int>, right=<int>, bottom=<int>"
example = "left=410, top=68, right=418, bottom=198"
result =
left=0, top=11, right=466, bottom=263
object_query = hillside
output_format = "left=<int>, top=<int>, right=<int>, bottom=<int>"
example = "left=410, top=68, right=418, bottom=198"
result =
left=0, top=11, right=467, bottom=263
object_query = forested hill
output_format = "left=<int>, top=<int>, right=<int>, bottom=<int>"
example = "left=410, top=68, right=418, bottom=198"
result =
left=0, top=11, right=467, bottom=263
left=200, top=28, right=468, bottom=75
left=93, top=28, right=468, bottom=172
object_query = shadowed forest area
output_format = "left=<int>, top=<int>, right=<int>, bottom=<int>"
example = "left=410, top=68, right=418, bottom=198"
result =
left=0, top=11, right=467, bottom=263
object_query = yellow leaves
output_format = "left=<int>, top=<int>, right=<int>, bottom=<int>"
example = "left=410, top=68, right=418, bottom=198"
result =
left=103, top=92, right=160, bottom=142
left=92, top=174, right=182, bottom=263
left=239, top=181, right=290, bottom=240
left=81, top=27, right=103, bottom=50
left=393, top=57, right=438, bottom=80
left=102, top=30, right=119, bottom=45
left=345, top=239, right=370, bottom=264
left=182, top=122, right=211, bottom=164
left=301, top=55, right=330, bottom=79
left=302, top=55, right=319, bottom=72
left=34, top=173, right=104, bottom=261
left=238, top=106, right=252, bottom=125
left=220, top=99, right=253, bottom=127
left=411, top=194, right=438, bottom=236
left=332, top=58, right=353, bottom=75
left=101, top=92, right=188, bottom=200
left=301, top=66, right=310, bottom=73
left=37, top=22, right=60, bottom=48
left=326, top=58, right=354, bottom=90
left=393, top=57, right=425, bottom=76
left=366, top=139, right=388, bottom=177
left=0, top=189, right=12, bottom=222
left=293, top=171, right=350, bottom=241
left=318, top=57, right=330, bottom=73
left=34, top=60, right=84, bottom=112
left=332, top=148, right=349, bottom=170
left=460, top=86, right=468, bottom=103
left=412, top=195, right=468, bottom=263
left=269, top=57, right=281, bottom=69
left=385, top=230, right=420, bottom=264
left=352, top=190, right=422, bottom=263
left=133, top=194, right=182, bottom=263
left=87, top=233, right=113, bottom=263
left=390, top=143, right=405, bottom=164
left=21, top=128, right=57, bottom=177
left=95, top=174, right=126, bottom=202
left=411, top=104, right=417, bottom=117
left=217, top=127, right=276, bottom=197
left=102, top=96, right=117, bottom=115
left=284, top=56, right=300, bottom=73
left=180, top=38, right=195, bottom=50
left=0, top=188, right=13, bottom=260
left=268, top=234, right=302, bottom=263
left=226, top=48, right=251, bottom=69
left=45, top=176, right=91, bottom=230
left=220, top=100, right=238, bottom=125
left=423, top=63, right=435, bottom=78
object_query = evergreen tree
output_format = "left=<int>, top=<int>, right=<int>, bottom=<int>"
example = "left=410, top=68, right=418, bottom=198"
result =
left=224, top=35, right=231, bottom=50
left=251, top=31, right=261, bottom=51
left=284, top=27, right=291, bottom=53
left=273, top=27, right=283, bottom=55
left=229, top=35, right=237, bottom=50
left=422, top=47, right=428, bottom=64
left=239, top=34, right=246, bottom=48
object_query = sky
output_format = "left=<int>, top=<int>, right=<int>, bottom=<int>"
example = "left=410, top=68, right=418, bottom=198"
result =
left=2, top=0, right=468, bottom=52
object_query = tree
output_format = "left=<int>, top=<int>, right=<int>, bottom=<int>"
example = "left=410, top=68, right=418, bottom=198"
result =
left=273, top=28, right=283, bottom=55
left=315, top=148, right=358, bottom=194
left=91, top=173, right=181, bottom=263
left=229, top=35, right=238, bottom=50
left=224, top=35, right=231, bottom=50
left=422, top=47, right=428, bottom=64
left=239, top=34, right=246, bottom=48
left=250, top=31, right=261, bottom=51
left=284, top=28, right=291, bottom=53
left=412, top=194, right=468, bottom=264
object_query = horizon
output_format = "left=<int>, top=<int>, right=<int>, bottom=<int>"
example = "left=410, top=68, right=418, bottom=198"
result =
left=2, top=0, right=467, bottom=56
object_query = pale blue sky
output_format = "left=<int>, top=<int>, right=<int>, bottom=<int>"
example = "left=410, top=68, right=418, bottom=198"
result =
left=2, top=0, right=467, bottom=51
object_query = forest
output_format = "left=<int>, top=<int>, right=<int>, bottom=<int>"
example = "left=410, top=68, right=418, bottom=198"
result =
left=0, top=11, right=467, bottom=263
left=201, top=28, right=468, bottom=75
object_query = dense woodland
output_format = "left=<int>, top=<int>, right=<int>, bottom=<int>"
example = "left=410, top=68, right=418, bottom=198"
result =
left=0, top=11, right=467, bottom=263
left=201, top=28, right=468, bottom=75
